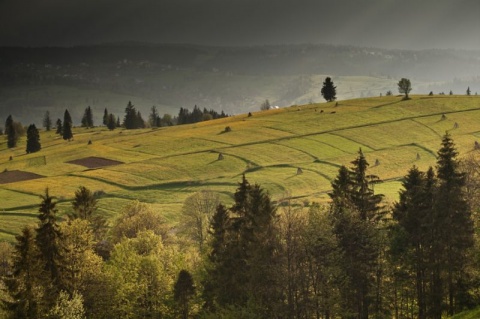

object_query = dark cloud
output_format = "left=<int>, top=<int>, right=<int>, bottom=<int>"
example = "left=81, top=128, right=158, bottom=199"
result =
left=1, top=0, right=479, bottom=50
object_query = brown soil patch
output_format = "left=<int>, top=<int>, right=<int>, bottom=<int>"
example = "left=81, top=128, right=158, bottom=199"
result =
left=0, top=170, right=44, bottom=184
left=66, top=156, right=123, bottom=169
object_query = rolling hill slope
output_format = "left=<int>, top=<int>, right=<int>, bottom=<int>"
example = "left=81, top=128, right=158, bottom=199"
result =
left=0, top=95, right=479, bottom=241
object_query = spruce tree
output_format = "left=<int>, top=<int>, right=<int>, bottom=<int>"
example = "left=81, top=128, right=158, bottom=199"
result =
left=5, top=226, right=39, bottom=318
left=62, top=109, right=73, bottom=141
left=204, top=177, right=281, bottom=315
left=35, top=189, right=64, bottom=308
left=5, top=115, right=18, bottom=148
left=321, top=77, right=337, bottom=102
left=43, top=111, right=52, bottom=131
left=26, top=124, right=41, bottom=154
left=149, top=105, right=159, bottom=127
left=329, top=149, right=384, bottom=319
left=107, top=113, right=116, bottom=130
left=81, top=106, right=93, bottom=128
left=174, top=270, right=195, bottom=319
left=123, top=101, right=137, bottom=129
left=103, top=108, right=109, bottom=126
left=55, top=118, right=62, bottom=135
left=434, top=133, right=474, bottom=315
left=392, top=166, right=434, bottom=319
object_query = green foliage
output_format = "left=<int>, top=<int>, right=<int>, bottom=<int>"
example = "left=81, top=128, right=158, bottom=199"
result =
left=55, top=118, right=62, bottom=135
left=398, top=78, right=412, bottom=99
left=49, top=290, right=86, bottom=319
left=179, top=190, right=220, bottom=251
left=111, top=200, right=169, bottom=243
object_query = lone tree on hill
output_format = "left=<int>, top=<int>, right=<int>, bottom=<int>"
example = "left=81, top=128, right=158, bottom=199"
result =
left=43, top=111, right=52, bottom=131
left=398, top=78, right=412, bottom=99
left=467, top=87, right=471, bottom=95
left=62, top=109, right=73, bottom=141
left=321, top=77, right=337, bottom=102
left=26, top=124, right=41, bottom=154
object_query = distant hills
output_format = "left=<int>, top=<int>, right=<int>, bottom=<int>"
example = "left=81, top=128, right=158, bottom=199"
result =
left=0, top=43, right=479, bottom=125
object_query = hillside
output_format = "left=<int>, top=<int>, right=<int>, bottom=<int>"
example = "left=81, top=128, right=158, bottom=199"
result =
left=0, top=94, right=479, bottom=241
left=1, top=44, right=479, bottom=126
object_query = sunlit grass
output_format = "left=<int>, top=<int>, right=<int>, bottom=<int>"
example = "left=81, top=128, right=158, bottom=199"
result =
left=1, top=95, right=480, bottom=241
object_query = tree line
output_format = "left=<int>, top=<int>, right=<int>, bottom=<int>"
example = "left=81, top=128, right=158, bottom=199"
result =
left=2, top=102, right=228, bottom=154
left=0, top=133, right=478, bottom=318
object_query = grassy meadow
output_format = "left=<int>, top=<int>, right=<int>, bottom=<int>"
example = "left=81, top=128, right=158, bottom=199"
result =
left=0, top=94, right=479, bottom=241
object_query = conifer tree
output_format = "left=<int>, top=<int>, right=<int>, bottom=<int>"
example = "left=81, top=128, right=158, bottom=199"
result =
left=43, top=111, right=52, bottom=131
left=174, top=270, right=195, bottom=319
left=5, top=115, right=18, bottom=148
left=81, top=106, right=93, bottom=128
left=321, top=77, right=337, bottom=102
left=392, top=166, right=434, bottom=319
left=26, top=124, right=41, bottom=154
left=149, top=105, right=160, bottom=127
left=107, top=113, right=116, bottom=130
left=5, top=226, right=40, bottom=319
left=70, top=186, right=106, bottom=241
left=204, top=176, right=281, bottom=315
left=62, top=109, right=73, bottom=141
left=433, top=133, right=474, bottom=316
left=329, top=149, right=384, bottom=319
left=55, top=118, right=62, bottom=135
left=103, top=108, right=109, bottom=126
left=123, top=101, right=137, bottom=129
left=35, top=188, right=64, bottom=307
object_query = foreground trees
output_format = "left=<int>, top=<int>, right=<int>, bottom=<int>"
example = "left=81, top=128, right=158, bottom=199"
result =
left=1, top=134, right=478, bottom=318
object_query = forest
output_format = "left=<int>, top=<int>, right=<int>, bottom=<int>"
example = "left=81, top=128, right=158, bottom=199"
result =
left=0, top=132, right=478, bottom=319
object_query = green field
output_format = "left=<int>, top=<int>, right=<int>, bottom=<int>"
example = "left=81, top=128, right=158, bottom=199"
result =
left=1, top=95, right=479, bottom=241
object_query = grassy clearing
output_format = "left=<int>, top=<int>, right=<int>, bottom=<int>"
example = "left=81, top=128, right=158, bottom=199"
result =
left=1, top=95, right=479, bottom=241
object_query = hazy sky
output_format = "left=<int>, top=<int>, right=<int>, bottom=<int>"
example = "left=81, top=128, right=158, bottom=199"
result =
left=1, top=0, right=479, bottom=50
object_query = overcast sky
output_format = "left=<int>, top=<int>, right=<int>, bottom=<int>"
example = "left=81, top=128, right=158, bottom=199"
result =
left=1, top=0, right=479, bottom=50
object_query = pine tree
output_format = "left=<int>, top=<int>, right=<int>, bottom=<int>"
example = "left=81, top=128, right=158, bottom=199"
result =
left=123, top=101, right=137, bottom=129
left=26, top=124, right=41, bottom=154
left=55, top=118, right=62, bottom=135
left=174, top=270, right=195, bottom=319
left=103, top=108, right=109, bottom=126
left=329, top=149, right=384, bottom=319
left=321, top=77, right=337, bottom=102
left=107, top=113, right=116, bottom=130
left=43, top=111, right=52, bottom=131
left=467, top=87, right=471, bottom=95
left=149, top=106, right=159, bottom=127
left=204, top=177, right=281, bottom=315
left=136, top=110, right=145, bottom=128
left=433, top=133, right=475, bottom=316
left=81, top=106, right=93, bottom=128
left=5, top=226, right=39, bottom=318
left=392, top=166, right=434, bottom=319
left=35, top=188, right=64, bottom=306
left=5, top=115, right=18, bottom=148
left=62, top=109, right=73, bottom=141
left=70, top=186, right=106, bottom=241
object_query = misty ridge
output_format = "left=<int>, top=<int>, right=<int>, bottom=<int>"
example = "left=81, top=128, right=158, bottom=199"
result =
left=1, top=43, right=480, bottom=125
